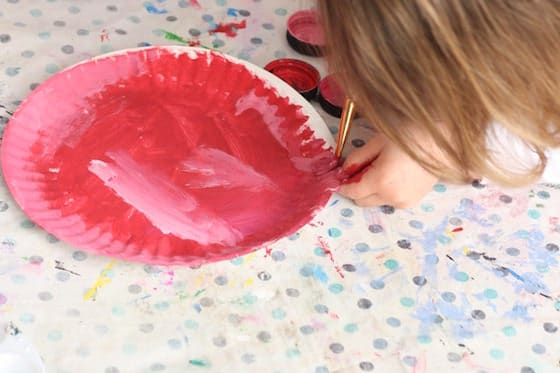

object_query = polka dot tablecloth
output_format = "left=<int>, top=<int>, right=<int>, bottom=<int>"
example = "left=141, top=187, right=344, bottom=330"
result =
left=0, top=1, right=559, bottom=372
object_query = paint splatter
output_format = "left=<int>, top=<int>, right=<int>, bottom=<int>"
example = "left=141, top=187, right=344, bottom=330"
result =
left=317, top=236, right=344, bottom=278
left=99, top=29, right=109, bottom=42
left=145, top=2, right=168, bottom=14
left=209, top=20, right=246, bottom=37
left=189, top=359, right=210, bottom=367
left=54, top=260, right=80, bottom=276
left=189, top=0, right=202, bottom=9
left=83, top=260, right=116, bottom=301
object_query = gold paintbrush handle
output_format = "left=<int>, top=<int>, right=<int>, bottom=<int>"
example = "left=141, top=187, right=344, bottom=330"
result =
left=335, top=99, right=356, bottom=158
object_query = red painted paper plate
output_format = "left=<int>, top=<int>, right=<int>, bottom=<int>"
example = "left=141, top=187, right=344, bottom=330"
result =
left=1, top=46, right=339, bottom=266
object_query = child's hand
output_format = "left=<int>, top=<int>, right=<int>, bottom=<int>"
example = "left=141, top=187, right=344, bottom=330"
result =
left=339, top=132, right=438, bottom=208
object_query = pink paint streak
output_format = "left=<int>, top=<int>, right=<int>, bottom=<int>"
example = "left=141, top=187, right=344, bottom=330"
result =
left=5, top=47, right=339, bottom=265
left=209, top=20, right=246, bottom=37
left=317, top=236, right=344, bottom=278
left=100, top=29, right=109, bottom=42
left=189, top=0, right=201, bottom=9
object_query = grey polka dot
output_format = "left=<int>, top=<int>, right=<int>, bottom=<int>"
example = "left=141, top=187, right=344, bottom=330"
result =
left=257, top=331, right=271, bottom=343
left=241, top=353, right=255, bottom=364
left=112, top=29, right=126, bottom=35
left=257, top=271, right=271, bottom=281
left=357, top=298, right=372, bottom=309
left=61, top=45, right=74, bottom=54
left=189, top=28, right=201, bottom=37
left=250, top=37, right=263, bottom=45
left=286, top=288, right=299, bottom=297
left=262, top=23, right=274, bottom=30
left=442, top=291, right=456, bottom=302
left=56, top=271, right=70, bottom=282
left=238, top=9, right=251, bottom=16
left=228, top=314, right=242, bottom=325
left=355, top=243, right=370, bottom=252
left=202, top=14, right=214, bottom=22
left=368, top=224, right=383, bottom=233
left=212, top=39, right=225, bottom=48
left=29, top=83, right=39, bottom=90
left=409, top=220, right=424, bottom=229
left=46, top=234, right=59, bottom=243
left=359, top=361, right=374, bottom=371
left=29, top=255, right=43, bottom=264
left=0, top=202, right=9, bottom=212
left=199, top=297, right=214, bottom=307
left=167, top=338, right=181, bottom=349
left=370, top=279, right=385, bottom=289
left=352, top=138, right=365, bottom=147
left=212, top=335, right=226, bottom=347
left=68, top=6, right=80, bottom=14
left=506, top=247, right=520, bottom=256
left=413, top=276, right=427, bottom=286
left=386, top=317, right=401, bottom=327
left=53, top=20, right=66, bottom=27
left=467, top=251, right=482, bottom=260
left=471, top=179, right=485, bottom=188
left=178, top=0, right=189, bottom=7
left=520, top=367, right=535, bottom=373
left=447, top=352, right=461, bottom=362
left=166, top=16, right=177, bottom=22
left=373, top=338, right=388, bottom=349
left=340, top=208, right=354, bottom=217
left=532, top=343, right=546, bottom=354
left=38, top=291, right=53, bottom=301
left=128, top=16, right=141, bottom=23
left=128, top=284, right=142, bottom=294
left=150, top=363, right=165, bottom=371
left=20, top=220, right=35, bottom=228
left=139, top=323, right=154, bottom=333
left=299, top=325, right=314, bottom=335
left=106, top=5, right=118, bottom=11
left=7, top=0, right=19, bottom=3
left=72, top=251, right=87, bottom=261
left=214, top=275, right=228, bottom=286
left=402, top=356, right=417, bottom=367
left=137, top=42, right=151, bottom=47
left=144, top=265, right=160, bottom=274
left=397, top=239, right=411, bottom=249
left=471, top=310, right=486, bottom=320
left=66, top=308, right=80, bottom=317
left=95, top=324, right=109, bottom=335
left=105, top=367, right=119, bottom=373
left=449, top=217, right=463, bottom=226
left=499, top=195, right=512, bottom=203
left=545, top=243, right=559, bottom=253
left=6, top=67, right=20, bottom=77
left=271, top=251, right=285, bottom=261
left=380, top=205, right=395, bottom=214
left=314, top=304, right=328, bottom=313
left=342, top=264, right=356, bottom=272
left=543, top=322, right=557, bottom=333
left=0, top=34, right=11, bottom=43
left=432, top=314, right=444, bottom=324
left=329, top=342, right=344, bottom=353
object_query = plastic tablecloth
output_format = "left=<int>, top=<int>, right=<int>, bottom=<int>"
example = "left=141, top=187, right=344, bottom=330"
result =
left=0, top=1, right=559, bottom=372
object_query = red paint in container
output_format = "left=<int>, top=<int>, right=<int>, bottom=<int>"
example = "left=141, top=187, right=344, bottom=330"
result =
left=318, top=74, right=345, bottom=117
left=286, top=9, right=325, bottom=56
left=1, top=47, right=340, bottom=266
left=264, top=59, right=320, bottom=100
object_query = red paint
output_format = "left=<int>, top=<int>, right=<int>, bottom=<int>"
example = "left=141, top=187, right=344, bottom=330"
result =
left=100, top=29, right=109, bottom=42
left=2, top=47, right=340, bottom=265
left=319, top=75, right=344, bottom=108
left=317, top=236, right=344, bottom=279
left=452, top=227, right=463, bottom=233
left=264, top=247, right=272, bottom=257
left=189, top=0, right=201, bottom=9
left=188, top=39, right=201, bottom=47
left=287, top=10, right=324, bottom=46
left=342, top=162, right=370, bottom=184
left=209, top=20, right=246, bottom=37
left=264, top=59, right=319, bottom=98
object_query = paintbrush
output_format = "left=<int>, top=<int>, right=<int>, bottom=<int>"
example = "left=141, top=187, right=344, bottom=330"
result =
left=335, top=98, right=356, bottom=159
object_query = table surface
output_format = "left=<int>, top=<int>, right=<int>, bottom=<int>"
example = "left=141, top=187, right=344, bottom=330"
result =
left=0, top=1, right=559, bottom=372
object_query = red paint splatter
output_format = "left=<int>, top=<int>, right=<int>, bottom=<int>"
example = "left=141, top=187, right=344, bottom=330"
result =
left=342, top=162, right=370, bottom=184
left=188, top=39, right=201, bottom=47
left=264, top=247, right=272, bottom=258
left=452, top=227, right=463, bottom=233
left=317, top=236, right=344, bottom=278
left=100, top=29, right=109, bottom=42
left=209, top=20, right=246, bottom=37
left=328, top=313, right=339, bottom=320
left=189, top=0, right=201, bottom=9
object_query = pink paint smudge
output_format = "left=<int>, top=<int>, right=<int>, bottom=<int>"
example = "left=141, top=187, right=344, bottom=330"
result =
left=100, top=29, right=109, bottom=42
left=209, top=20, right=247, bottom=37
left=317, top=236, right=344, bottom=279
left=189, top=0, right=201, bottom=9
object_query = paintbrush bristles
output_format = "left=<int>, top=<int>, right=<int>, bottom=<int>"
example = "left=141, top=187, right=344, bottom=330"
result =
left=335, top=99, right=356, bottom=158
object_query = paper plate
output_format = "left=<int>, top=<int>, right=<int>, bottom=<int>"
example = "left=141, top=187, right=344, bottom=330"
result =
left=1, top=46, right=339, bottom=265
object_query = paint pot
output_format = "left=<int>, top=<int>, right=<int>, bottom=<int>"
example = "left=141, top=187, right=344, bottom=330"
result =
left=286, top=9, right=324, bottom=57
left=264, top=59, right=320, bottom=100
left=318, top=74, right=345, bottom=117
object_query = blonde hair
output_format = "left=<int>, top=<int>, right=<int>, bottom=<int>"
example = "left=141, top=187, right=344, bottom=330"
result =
left=318, top=0, right=560, bottom=185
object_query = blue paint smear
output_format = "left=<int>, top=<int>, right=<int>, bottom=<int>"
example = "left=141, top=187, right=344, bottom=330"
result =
left=145, top=2, right=168, bottom=14
left=504, top=303, right=533, bottom=322
left=227, top=8, right=239, bottom=16
left=300, top=263, right=328, bottom=283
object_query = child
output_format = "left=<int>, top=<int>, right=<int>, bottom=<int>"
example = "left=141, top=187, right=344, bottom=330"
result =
left=317, top=0, right=560, bottom=207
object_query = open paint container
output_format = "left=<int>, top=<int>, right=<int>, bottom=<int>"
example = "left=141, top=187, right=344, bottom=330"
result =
left=318, top=74, right=345, bottom=117
left=264, top=58, right=320, bottom=100
left=286, top=9, right=325, bottom=57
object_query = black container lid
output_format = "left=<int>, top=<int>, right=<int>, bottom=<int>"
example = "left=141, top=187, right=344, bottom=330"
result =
left=264, top=59, right=320, bottom=101
left=286, top=10, right=324, bottom=57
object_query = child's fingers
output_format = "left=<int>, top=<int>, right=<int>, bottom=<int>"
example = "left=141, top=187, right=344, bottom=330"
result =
left=339, top=165, right=382, bottom=200
left=342, top=134, right=385, bottom=174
